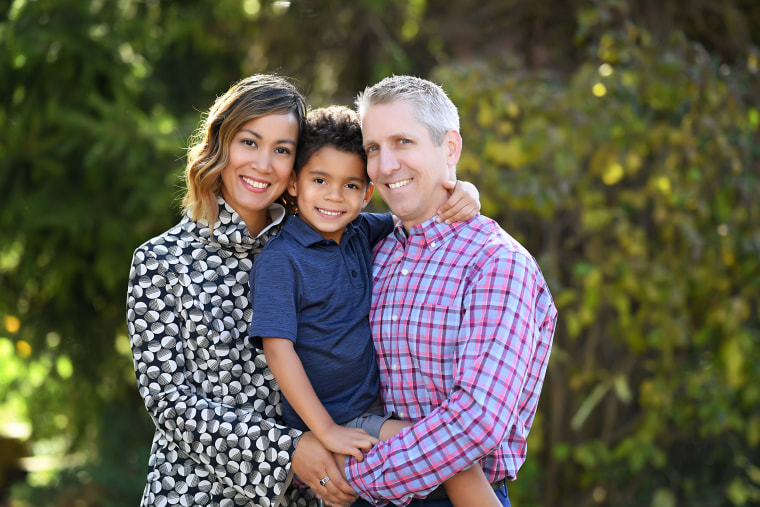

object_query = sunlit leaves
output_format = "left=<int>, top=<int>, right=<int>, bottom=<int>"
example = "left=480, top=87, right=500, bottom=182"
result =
left=4, top=315, right=20, bottom=334
left=434, top=4, right=759, bottom=504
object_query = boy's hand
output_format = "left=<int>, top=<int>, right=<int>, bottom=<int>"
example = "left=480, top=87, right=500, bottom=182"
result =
left=319, top=424, right=378, bottom=461
left=437, top=180, right=481, bottom=224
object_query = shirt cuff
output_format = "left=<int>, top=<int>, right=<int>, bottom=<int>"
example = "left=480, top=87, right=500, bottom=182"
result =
left=345, top=457, right=390, bottom=506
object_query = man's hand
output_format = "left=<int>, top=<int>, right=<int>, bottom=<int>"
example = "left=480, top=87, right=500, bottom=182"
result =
left=292, top=432, right=358, bottom=506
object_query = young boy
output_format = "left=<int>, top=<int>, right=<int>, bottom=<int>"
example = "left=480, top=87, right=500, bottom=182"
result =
left=249, top=106, right=500, bottom=506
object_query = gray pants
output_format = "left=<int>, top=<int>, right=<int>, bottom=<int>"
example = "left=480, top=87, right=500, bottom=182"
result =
left=341, top=397, right=392, bottom=438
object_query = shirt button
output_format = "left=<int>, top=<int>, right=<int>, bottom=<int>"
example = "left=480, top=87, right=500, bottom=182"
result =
left=401, top=268, right=408, bottom=275
left=392, top=364, right=397, bottom=371
left=391, top=315, right=398, bottom=322
left=351, top=270, right=357, bottom=277
left=430, top=241, right=437, bottom=248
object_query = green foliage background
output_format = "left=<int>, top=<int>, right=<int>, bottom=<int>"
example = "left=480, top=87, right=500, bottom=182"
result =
left=1, top=0, right=758, bottom=505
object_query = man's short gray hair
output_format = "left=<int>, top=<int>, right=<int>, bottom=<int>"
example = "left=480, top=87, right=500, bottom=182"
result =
left=356, top=75, right=460, bottom=146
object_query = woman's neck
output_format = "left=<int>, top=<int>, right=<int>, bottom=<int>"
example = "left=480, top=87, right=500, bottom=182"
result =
left=240, top=209, right=272, bottom=237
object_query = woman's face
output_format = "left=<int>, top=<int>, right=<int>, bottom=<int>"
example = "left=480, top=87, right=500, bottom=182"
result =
left=220, top=113, right=300, bottom=233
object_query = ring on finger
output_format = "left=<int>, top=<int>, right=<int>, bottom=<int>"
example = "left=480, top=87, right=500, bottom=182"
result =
left=319, top=476, right=330, bottom=487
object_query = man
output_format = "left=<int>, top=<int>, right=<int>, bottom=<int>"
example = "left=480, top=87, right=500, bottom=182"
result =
left=333, top=75, right=557, bottom=507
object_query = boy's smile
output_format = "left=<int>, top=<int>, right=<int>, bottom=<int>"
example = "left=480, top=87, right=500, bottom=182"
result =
left=288, top=145, right=373, bottom=244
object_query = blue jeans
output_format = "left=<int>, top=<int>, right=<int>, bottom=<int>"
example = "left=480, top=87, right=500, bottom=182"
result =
left=351, top=483, right=510, bottom=506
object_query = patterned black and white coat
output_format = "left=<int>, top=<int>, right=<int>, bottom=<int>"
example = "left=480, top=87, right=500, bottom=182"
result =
left=127, top=197, right=319, bottom=507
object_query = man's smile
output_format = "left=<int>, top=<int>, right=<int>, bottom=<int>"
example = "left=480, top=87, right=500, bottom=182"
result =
left=387, top=178, right=412, bottom=189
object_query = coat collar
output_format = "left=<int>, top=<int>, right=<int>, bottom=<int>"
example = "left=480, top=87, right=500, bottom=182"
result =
left=181, top=196, right=286, bottom=252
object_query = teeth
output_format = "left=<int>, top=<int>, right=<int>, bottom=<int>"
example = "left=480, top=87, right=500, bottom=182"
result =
left=388, top=178, right=412, bottom=189
left=318, top=209, right=342, bottom=216
left=242, top=176, right=269, bottom=189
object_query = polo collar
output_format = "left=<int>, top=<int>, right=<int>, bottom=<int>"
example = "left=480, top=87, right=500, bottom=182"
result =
left=284, top=214, right=359, bottom=247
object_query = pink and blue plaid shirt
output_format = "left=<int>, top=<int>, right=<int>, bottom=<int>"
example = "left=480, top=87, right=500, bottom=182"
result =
left=346, top=214, right=557, bottom=505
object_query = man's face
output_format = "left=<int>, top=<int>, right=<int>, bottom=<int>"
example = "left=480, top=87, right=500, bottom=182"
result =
left=361, top=101, right=456, bottom=229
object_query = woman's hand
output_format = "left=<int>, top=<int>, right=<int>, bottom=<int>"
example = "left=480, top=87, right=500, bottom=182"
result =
left=437, top=180, right=481, bottom=224
left=292, top=432, right=358, bottom=506
left=331, top=452, right=355, bottom=507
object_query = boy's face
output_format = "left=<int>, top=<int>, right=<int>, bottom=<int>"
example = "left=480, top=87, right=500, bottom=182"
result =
left=288, top=145, right=373, bottom=244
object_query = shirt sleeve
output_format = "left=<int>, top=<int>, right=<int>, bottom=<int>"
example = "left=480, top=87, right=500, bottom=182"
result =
left=249, top=246, right=300, bottom=346
left=345, top=248, right=554, bottom=505
left=127, top=244, right=304, bottom=505
left=360, top=212, right=395, bottom=248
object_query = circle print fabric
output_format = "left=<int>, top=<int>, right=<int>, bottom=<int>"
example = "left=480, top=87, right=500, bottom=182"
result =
left=127, top=199, right=319, bottom=506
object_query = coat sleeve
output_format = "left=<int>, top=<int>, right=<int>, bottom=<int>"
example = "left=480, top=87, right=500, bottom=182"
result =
left=127, top=242, right=316, bottom=506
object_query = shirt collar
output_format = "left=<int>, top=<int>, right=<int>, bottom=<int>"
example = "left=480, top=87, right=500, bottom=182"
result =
left=394, top=215, right=466, bottom=249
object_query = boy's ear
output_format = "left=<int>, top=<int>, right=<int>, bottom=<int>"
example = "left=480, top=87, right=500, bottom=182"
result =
left=287, top=171, right=298, bottom=197
left=361, top=182, right=375, bottom=209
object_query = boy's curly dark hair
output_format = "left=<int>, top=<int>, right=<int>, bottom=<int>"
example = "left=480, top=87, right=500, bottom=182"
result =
left=294, top=105, right=367, bottom=176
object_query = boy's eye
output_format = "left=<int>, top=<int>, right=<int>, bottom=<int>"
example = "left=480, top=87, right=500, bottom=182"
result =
left=346, top=183, right=359, bottom=190
left=313, top=177, right=326, bottom=184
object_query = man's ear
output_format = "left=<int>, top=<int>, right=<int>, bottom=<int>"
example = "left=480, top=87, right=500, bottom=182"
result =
left=287, top=171, right=298, bottom=197
left=444, top=129, right=463, bottom=167
left=361, top=182, right=375, bottom=209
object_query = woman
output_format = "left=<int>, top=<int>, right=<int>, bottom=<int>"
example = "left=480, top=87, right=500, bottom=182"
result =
left=127, top=74, right=478, bottom=506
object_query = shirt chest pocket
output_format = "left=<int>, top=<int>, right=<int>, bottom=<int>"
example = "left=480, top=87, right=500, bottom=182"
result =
left=405, top=302, right=461, bottom=391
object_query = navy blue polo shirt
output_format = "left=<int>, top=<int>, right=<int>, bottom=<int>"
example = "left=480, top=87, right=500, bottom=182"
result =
left=249, top=212, right=395, bottom=430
